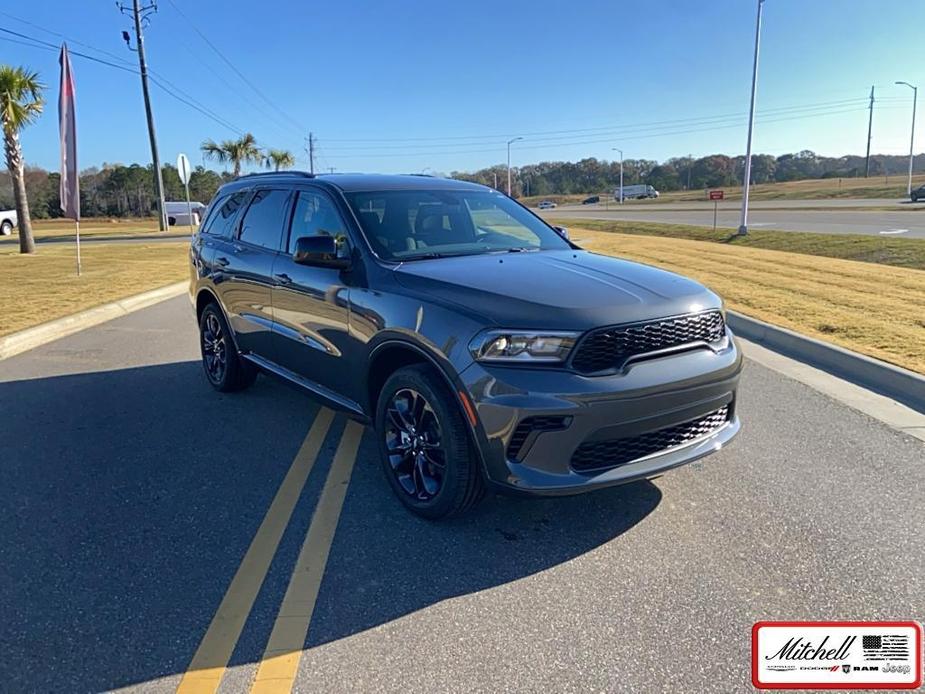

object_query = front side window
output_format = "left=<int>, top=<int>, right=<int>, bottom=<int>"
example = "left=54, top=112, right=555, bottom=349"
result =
left=202, top=191, right=248, bottom=238
left=288, top=190, right=349, bottom=256
left=238, top=189, right=291, bottom=250
left=343, top=189, right=570, bottom=260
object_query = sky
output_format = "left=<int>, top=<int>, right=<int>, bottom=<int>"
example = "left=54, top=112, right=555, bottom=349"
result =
left=1, top=0, right=923, bottom=176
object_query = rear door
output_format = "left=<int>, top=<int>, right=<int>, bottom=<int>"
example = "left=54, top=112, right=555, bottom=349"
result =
left=212, top=186, right=291, bottom=356
left=270, top=187, right=355, bottom=397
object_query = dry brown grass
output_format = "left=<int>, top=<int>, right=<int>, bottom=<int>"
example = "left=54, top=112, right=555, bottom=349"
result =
left=1, top=242, right=189, bottom=337
left=572, top=227, right=925, bottom=374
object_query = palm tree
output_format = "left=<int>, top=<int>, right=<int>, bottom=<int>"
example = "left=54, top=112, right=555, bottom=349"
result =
left=200, top=133, right=260, bottom=177
left=263, top=148, right=295, bottom=172
left=0, top=65, right=44, bottom=254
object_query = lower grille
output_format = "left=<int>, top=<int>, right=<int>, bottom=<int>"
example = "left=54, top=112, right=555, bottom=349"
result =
left=507, top=416, right=570, bottom=461
left=570, top=405, right=730, bottom=472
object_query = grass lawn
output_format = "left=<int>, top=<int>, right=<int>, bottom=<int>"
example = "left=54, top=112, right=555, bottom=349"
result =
left=550, top=218, right=925, bottom=271
left=520, top=173, right=925, bottom=207
left=0, top=242, right=189, bottom=337
left=571, top=227, right=925, bottom=374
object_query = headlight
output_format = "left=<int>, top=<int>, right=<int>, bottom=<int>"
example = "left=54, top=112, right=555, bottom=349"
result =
left=469, top=330, right=579, bottom=363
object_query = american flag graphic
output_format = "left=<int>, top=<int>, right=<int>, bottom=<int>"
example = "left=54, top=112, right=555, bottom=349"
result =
left=861, top=634, right=910, bottom=661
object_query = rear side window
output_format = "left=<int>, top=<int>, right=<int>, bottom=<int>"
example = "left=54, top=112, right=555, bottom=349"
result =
left=238, top=189, right=291, bottom=250
left=201, top=191, right=248, bottom=238
left=287, top=190, right=347, bottom=254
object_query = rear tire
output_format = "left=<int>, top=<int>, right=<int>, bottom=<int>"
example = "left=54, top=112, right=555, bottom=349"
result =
left=375, top=364, right=485, bottom=519
left=199, top=303, right=257, bottom=392
left=0, top=220, right=11, bottom=236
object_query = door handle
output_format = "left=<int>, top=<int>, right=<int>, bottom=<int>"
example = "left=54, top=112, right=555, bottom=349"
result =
left=215, top=256, right=230, bottom=267
left=275, top=272, right=293, bottom=285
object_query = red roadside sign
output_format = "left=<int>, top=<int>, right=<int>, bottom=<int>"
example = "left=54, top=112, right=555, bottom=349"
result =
left=709, top=190, right=724, bottom=201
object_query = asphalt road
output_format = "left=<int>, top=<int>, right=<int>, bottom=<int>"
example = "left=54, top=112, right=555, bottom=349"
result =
left=1, top=297, right=923, bottom=692
left=544, top=199, right=925, bottom=238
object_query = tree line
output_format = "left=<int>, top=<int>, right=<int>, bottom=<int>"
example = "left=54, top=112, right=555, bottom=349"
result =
left=452, top=150, right=924, bottom=198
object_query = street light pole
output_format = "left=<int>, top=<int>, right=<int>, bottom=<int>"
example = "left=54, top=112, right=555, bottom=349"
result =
left=896, top=81, right=918, bottom=196
left=737, top=0, right=765, bottom=236
left=506, top=137, right=523, bottom=196
left=612, top=148, right=624, bottom=204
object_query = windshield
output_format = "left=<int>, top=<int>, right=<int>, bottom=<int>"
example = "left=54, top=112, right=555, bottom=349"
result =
left=343, top=189, right=571, bottom=261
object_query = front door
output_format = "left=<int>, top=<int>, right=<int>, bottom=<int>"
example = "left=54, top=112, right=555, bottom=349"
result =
left=271, top=188, right=355, bottom=399
left=212, top=187, right=290, bottom=356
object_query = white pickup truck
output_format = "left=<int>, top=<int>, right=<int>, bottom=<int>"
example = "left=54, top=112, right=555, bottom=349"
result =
left=0, top=209, right=16, bottom=235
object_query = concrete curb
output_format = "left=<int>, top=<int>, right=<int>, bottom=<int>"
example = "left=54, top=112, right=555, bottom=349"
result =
left=728, top=311, right=925, bottom=414
left=0, top=281, right=187, bottom=361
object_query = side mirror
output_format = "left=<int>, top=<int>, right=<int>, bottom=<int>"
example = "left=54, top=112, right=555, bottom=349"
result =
left=292, top=235, right=350, bottom=269
left=553, top=225, right=569, bottom=240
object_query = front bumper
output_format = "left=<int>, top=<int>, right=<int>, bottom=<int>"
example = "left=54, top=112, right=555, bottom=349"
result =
left=459, top=335, right=743, bottom=496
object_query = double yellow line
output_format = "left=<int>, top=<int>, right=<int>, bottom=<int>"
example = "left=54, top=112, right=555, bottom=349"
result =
left=177, top=408, right=364, bottom=694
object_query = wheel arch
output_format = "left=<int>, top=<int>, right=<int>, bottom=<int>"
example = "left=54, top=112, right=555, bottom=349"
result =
left=366, top=338, right=488, bottom=476
left=195, top=287, right=242, bottom=353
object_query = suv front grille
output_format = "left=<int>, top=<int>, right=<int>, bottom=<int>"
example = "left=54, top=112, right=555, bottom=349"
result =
left=570, top=405, right=730, bottom=472
left=571, top=311, right=726, bottom=374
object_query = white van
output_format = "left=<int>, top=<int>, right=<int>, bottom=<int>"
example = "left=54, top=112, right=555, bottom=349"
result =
left=165, top=201, right=207, bottom=226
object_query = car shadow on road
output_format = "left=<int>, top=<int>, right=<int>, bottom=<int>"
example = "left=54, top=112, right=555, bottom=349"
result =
left=303, top=430, right=662, bottom=649
left=0, top=361, right=660, bottom=691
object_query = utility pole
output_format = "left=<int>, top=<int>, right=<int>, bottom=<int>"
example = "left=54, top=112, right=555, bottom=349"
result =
left=120, top=0, right=167, bottom=231
left=687, top=154, right=693, bottom=189
left=506, top=137, right=523, bottom=196
left=327, top=167, right=335, bottom=174
left=737, top=0, right=765, bottom=237
left=865, top=85, right=875, bottom=177
left=895, top=81, right=917, bottom=195
left=306, top=132, right=315, bottom=174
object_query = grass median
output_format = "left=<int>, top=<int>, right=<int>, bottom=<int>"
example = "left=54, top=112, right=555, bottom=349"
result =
left=0, top=242, right=189, bottom=337
left=551, top=218, right=925, bottom=271
left=570, top=227, right=925, bottom=374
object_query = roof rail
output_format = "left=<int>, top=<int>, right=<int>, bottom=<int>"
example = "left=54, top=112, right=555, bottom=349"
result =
left=235, top=170, right=315, bottom=180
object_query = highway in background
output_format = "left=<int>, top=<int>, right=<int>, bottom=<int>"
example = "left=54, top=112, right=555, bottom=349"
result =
left=1, top=297, right=922, bottom=691
left=543, top=198, right=925, bottom=238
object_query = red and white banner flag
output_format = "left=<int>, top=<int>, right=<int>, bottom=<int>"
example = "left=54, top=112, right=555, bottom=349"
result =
left=58, top=43, right=79, bottom=221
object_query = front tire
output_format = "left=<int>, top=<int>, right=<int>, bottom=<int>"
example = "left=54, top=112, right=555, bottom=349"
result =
left=199, top=303, right=256, bottom=392
left=0, top=220, right=11, bottom=236
left=375, top=365, right=485, bottom=519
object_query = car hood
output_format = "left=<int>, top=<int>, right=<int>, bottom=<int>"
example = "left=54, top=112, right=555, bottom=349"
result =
left=393, top=250, right=721, bottom=330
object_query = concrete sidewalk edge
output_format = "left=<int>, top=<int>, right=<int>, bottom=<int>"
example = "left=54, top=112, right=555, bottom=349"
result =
left=0, top=281, right=187, bottom=361
left=728, top=311, right=925, bottom=414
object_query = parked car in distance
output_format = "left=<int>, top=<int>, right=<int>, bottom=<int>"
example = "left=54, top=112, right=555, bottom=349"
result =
left=582, top=195, right=600, bottom=205
left=165, top=201, right=207, bottom=226
left=911, top=185, right=925, bottom=203
left=0, top=208, right=17, bottom=236
left=616, top=184, right=659, bottom=200
left=190, top=173, right=742, bottom=518
left=537, top=200, right=557, bottom=209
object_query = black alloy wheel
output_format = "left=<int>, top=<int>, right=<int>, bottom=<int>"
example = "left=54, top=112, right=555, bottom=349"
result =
left=198, top=303, right=256, bottom=392
left=201, top=311, right=227, bottom=385
left=384, top=388, right=447, bottom=501
left=375, top=365, right=485, bottom=519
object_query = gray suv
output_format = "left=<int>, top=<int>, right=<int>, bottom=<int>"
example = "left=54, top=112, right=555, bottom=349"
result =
left=190, top=173, right=742, bottom=518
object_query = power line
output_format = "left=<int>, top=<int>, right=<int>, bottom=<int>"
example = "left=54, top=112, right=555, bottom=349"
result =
left=0, top=27, right=138, bottom=73
left=162, top=0, right=306, bottom=134
left=329, top=106, right=871, bottom=159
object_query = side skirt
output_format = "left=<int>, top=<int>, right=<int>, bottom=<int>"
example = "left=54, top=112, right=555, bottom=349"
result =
left=241, top=353, right=369, bottom=423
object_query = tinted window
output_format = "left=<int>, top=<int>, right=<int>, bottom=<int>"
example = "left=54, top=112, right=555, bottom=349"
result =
left=238, top=189, right=291, bottom=250
left=344, top=189, right=571, bottom=260
left=202, top=191, right=247, bottom=238
left=288, top=190, right=348, bottom=254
